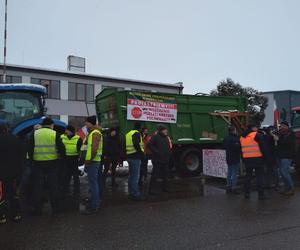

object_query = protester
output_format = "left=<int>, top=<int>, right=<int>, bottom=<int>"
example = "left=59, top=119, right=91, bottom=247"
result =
left=28, top=117, right=65, bottom=215
left=20, top=124, right=42, bottom=204
left=240, top=124, right=266, bottom=200
left=102, top=128, right=122, bottom=188
left=263, top=126, right=278, bottom=189
left=0, top=121, right=23, bottom=224
left=82, top=116, right=103, bottom=214
left=223, top=126, right=241, bottom=194
left=61, top=125, right=82, bottom=195
left=148, top=124, right=172, bottom=195
left=126, top=122, right=144, bottom=201
left=277, top=121, right=297, bottom=195
left=139, top=127, right=152, bottom=186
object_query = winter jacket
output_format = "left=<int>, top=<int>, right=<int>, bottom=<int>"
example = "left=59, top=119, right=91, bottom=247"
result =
left=277, top=130, right=297, bottom=159
left=223, top=134, right=241, bottom=165
left=103, top=134, right=122, bottom=160
left=148, top=133, right=172, bottom=164
left=0, top=133, right=24, bottom=180
left=240, top=129, right=266, bottom=167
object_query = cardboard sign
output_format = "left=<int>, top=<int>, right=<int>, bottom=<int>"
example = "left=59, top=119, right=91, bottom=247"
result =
left=203, top=149, right=228, bottom=178
left=127, top=92, right=177, bottom=123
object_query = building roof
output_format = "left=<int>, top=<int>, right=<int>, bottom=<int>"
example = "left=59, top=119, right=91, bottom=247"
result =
left=263, top=90, right=300, bottom=94
left=0, top=63, right=183, bottom=90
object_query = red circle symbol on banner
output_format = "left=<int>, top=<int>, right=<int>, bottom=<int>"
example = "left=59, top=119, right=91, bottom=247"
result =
left=131, top=107, right=142, bottom=119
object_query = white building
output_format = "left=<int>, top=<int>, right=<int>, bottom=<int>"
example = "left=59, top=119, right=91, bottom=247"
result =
left=0, top=59, right=183, bottom=128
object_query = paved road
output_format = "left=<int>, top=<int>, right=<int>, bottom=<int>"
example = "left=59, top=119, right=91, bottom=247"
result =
left=1, top=177, right=300, bottom=250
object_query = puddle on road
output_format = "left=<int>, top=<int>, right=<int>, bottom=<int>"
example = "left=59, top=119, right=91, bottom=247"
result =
left=78, top=174, right=226, bottom=208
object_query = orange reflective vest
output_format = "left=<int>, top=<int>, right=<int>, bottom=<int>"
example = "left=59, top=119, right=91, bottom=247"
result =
left=240, top=132, right=263, bottom=158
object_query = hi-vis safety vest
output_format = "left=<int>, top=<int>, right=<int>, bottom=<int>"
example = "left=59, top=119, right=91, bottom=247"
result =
left=85, top=129, right=103, bottom=162
left=61, top=134, right=80, bottom=156
left=33, top=128, right=58, bottom=161
left=240, top=132, right=263, bottom=158
left=126, top=130, right=144, bottom=155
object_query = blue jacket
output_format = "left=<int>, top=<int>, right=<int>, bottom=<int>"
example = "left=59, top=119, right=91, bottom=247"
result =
left=223, top=134, right=241, bottom=165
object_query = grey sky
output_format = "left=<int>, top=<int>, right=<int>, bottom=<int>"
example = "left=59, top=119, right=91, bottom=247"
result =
left=0, top=0, right=299, bottom=94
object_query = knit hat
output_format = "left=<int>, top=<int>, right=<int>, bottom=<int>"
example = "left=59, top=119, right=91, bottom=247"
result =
left=247, top=124, right=258, bottom=130
left=86, top=115, right=97, bottom=125
left=42, top=117, right=54, bottom=126
left=280, top=121, right=289, bottom=127
left=134, top=122, right=141, bottom=130
left=157, top=124, right=167, bottom=131
left=66, top=125, right=75, bottom=134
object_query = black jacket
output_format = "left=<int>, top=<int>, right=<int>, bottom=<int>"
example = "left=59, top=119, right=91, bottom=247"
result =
left=240, top=129, right=266, bottom=167
left=223, top=134, right=241, bottom=165
left=277, top=130, right=297, bottom=159
left=0, top=133, right=24, bottom=180
left=148, top=133, right=172, bottom=164
left=103, top=134, right=122, bottom=160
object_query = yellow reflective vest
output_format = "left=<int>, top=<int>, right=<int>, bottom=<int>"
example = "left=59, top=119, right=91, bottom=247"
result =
left=85, top=129, right=103, bottom=162
left=33, top=128, right=58, bottom=161
left=61, top=134, right=80, bottom=156
left=126, top=130, right=144, bottom=155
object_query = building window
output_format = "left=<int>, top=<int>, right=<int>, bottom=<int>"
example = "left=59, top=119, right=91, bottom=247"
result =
left=102, top=86, right=124, bottom=91
left=68, top=82, right=94, bottom=102
left=69, top=116, right=86, bottom=130
left=48, top=115, right=60, bottom=120
left=31, top=78, right=60, bottom=99
left=0, top=75, right=22, bottom=83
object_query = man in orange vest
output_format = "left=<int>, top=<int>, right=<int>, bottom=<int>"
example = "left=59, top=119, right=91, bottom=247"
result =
left=240, top=124, right=266, bottom=200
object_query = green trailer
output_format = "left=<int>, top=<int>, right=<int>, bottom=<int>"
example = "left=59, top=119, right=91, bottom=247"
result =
left=96, top=89, right=247, bottom=176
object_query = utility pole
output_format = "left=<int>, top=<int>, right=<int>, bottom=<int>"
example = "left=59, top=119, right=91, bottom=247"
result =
left=2, top=0, right=8, bottom=83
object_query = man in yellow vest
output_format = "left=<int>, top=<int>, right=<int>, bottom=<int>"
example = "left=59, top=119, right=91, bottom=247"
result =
left=82, top=116, right=103, bottom=215
left=240, top=124, right=266, bottom=200
left=28, top=117, right=65, bottom=215
left=126, top=122, right=144, bottom=201
left=61, top=125, right=82, bottom=196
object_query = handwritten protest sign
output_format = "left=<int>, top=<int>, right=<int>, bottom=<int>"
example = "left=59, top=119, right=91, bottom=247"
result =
left=203, top=149, right=228, bottom=178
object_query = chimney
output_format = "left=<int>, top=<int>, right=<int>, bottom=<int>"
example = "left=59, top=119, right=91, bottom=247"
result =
left=67, top=55, right=86, bottom=73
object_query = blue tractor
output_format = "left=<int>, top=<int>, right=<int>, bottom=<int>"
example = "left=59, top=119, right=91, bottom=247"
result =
left=0, top=83, right=66, bottom=136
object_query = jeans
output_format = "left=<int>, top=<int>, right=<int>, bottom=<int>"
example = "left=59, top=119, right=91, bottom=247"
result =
left=244, top=164, right=264, bottom=196
left=127, top=159, right=141, bottom=197
left=85, top=162, right=101, bottom=210
left=226, top=163, right=240, bottom=189
left=278, top=159, right=294, bottom=190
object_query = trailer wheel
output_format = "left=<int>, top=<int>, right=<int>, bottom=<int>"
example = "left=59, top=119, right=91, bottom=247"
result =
left=179, top=148, right=202, bottom=176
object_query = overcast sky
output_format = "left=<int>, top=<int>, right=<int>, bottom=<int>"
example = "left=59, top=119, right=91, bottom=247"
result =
left=0, top=0, right=299, bottom=94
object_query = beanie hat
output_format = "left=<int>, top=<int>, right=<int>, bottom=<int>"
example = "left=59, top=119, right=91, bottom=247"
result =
left=157, top=124, right=167, bottom=131
left=247, top=124, right=258, bottom=130
left=86, top=115, right=97, bottom=125
left=42, top=117, right=54, bottom=126
left=134, top=122, right=141, bottom=130
left=66, top=125, right=75, bottom=134
left=280, top=121, right=289, bottom=127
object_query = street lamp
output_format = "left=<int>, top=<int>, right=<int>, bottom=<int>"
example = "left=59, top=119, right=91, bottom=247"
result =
left=2, top=0, right=8, bottom=84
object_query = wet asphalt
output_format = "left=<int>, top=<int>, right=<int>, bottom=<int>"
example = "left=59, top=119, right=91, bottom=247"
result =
left=2, top=171, right=300, bottom=250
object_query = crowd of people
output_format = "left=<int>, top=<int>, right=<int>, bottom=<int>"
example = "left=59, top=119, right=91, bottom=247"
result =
left=0, top=115, right=173, bottom=223
left=224, top=121, right=298, bottom=200
left=0, top=115, right=298, bottom=224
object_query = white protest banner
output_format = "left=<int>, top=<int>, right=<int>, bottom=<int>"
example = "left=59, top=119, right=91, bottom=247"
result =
left=203, top=149, right=228, bottom=178
left=127, top=92, right=177, bottom=123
